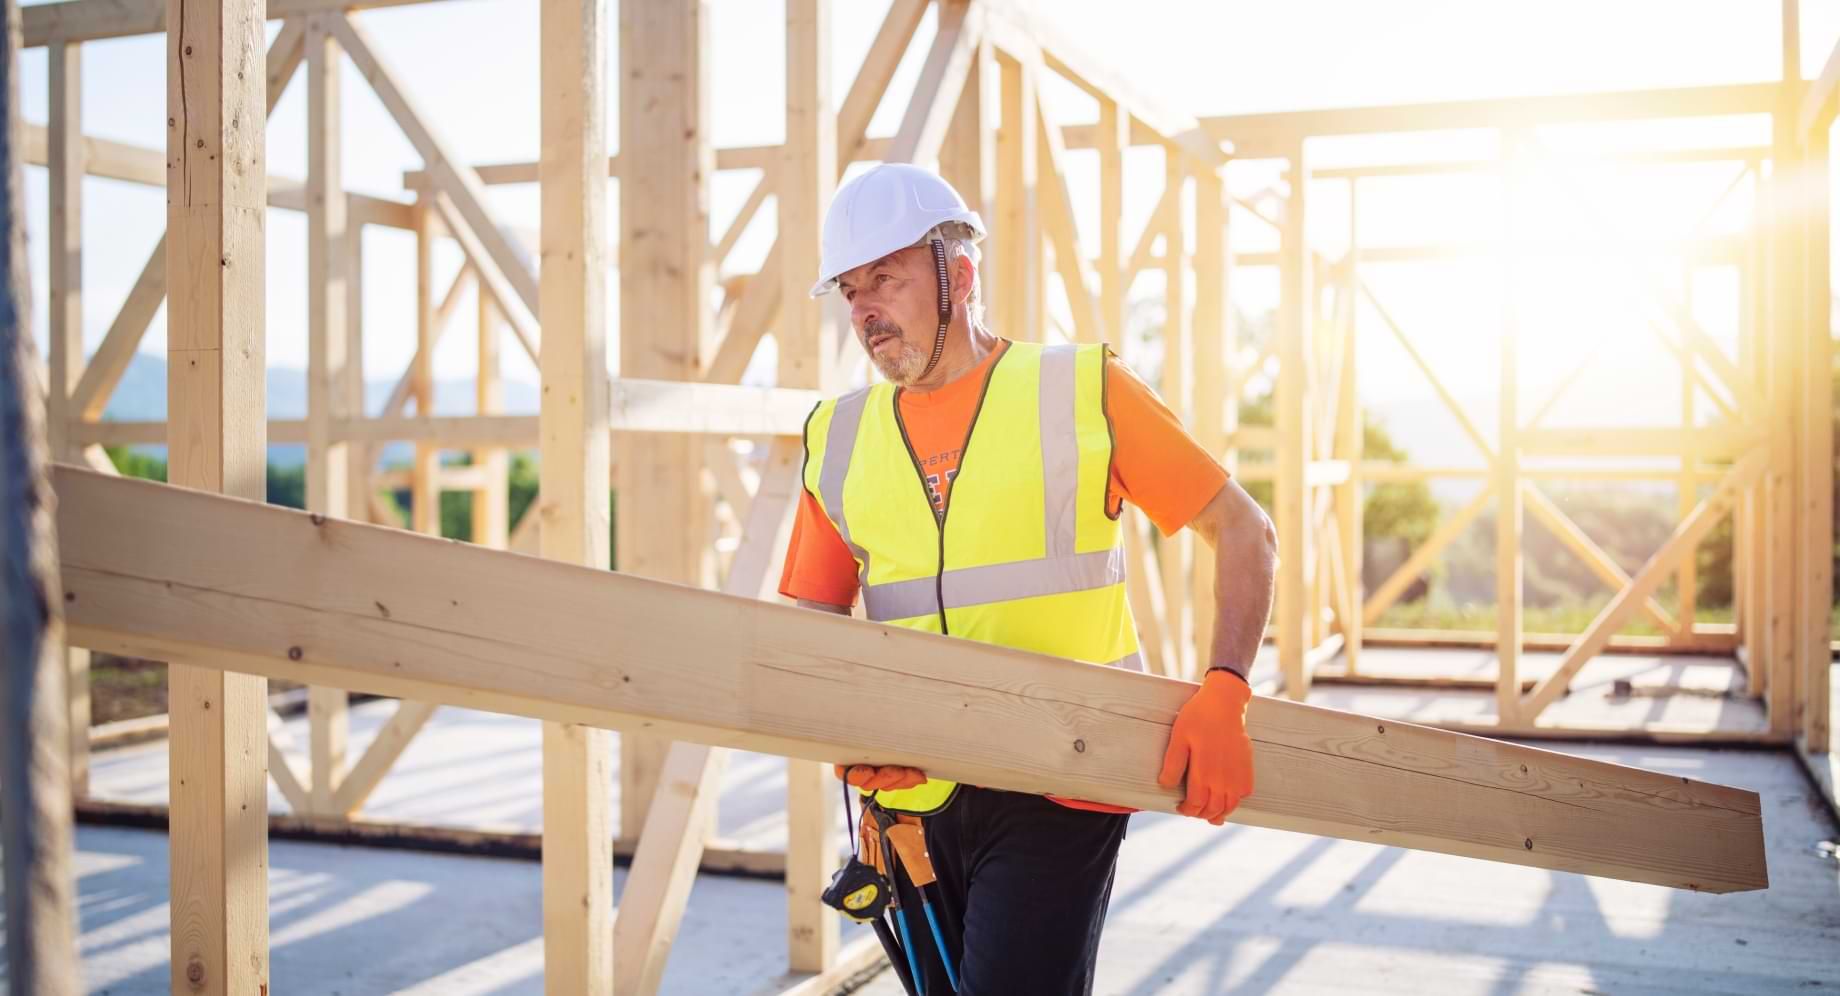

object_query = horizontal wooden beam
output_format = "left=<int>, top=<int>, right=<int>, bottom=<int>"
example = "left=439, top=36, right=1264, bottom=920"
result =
left=19, top=122, right=417, bottom=229
left=1519, top=426, right=1762, bottom=460
left=23, top=0, right=447, bottom=46
left=1205, top=83, right=1781, bottom=148
left=55, top=466, right=1768, bottom=893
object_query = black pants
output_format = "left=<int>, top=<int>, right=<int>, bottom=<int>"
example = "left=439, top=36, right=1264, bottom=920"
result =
left=882, top=786, right=1129, bottom=996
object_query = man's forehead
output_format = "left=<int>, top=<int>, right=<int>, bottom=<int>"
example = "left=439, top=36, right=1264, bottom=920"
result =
left=838, top=245, right=923, bottom=286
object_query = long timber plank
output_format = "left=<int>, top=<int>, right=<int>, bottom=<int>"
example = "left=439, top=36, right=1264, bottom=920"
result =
left=53, top=466, right=1768, bottom=894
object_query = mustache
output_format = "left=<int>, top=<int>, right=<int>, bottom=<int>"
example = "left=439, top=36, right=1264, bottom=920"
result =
left=862, top=319, right=903, bottom=342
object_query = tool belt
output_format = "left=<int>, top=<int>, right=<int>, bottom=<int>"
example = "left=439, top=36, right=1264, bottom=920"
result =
left=859, top=801, right=937, bottom=887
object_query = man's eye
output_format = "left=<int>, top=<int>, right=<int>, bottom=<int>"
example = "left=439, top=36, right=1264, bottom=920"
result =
left=842, top=289, right=855, bottom=302
left=875, top=274, right=892, bottom=286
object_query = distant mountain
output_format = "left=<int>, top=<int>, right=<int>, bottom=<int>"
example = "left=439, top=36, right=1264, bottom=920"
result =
left=102, top=353, right=541, bottom=467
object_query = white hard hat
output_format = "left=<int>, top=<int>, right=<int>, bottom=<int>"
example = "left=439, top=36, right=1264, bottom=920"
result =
left=809, top=163, right=986, bottom=297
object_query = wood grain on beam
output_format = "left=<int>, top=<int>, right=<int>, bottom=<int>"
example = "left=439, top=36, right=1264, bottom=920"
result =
left=56, top=467, right=1770, bottom=894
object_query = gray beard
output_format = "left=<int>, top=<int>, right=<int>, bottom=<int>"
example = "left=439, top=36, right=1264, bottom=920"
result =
left=864, top=320, right=928, bottom=385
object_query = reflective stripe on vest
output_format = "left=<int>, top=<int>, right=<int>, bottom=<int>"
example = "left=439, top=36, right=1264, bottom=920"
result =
left=802, top=341, right=1141, bottom=813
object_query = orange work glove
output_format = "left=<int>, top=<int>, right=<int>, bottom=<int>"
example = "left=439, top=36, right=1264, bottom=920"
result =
left=832, top=763, right=929, bottom=792
left=1157, top=669, right=1255, bottom=825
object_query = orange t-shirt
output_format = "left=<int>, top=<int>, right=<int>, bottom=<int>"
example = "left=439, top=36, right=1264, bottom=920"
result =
left=778, top=339, right=1230, bottom=813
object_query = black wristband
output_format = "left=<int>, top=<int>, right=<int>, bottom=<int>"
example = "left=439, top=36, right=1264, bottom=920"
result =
left=1206, top=665, right=1250, bottom=685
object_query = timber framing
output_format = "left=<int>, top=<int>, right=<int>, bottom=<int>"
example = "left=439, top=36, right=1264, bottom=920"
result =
left=20, top=0, right=1835, bottom=989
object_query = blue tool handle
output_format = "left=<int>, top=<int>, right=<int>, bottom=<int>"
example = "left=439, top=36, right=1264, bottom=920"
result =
left=895, top=909, right=926, bottom=996
left=922, top=901, right=959, bottom=992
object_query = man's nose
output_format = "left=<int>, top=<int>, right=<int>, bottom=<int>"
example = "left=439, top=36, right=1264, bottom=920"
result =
left=853, top=301, right=880, bottom=329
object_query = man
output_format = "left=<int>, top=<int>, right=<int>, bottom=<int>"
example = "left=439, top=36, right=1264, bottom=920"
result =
left=780, top=163, right=1277, bottom=994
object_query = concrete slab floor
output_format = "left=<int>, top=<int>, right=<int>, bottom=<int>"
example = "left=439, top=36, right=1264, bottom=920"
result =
left=5, top=745, right=1836, bottom=994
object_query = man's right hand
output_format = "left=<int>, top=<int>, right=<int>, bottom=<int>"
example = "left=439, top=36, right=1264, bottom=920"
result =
left=833, top=764, right=929, bottom=791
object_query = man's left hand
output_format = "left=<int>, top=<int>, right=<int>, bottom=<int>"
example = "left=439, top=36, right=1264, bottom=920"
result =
left=1157, top=669, right=1255, bottom=824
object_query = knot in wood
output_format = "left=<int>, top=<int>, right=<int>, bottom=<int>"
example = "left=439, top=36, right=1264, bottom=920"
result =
left=287, top=646, right=303, bottom=661
left=1524, top=837, right=1534, bottom=850
left=186, top=959, right=205, bottom=985
left=1073, top=739, right=1086, bottom=753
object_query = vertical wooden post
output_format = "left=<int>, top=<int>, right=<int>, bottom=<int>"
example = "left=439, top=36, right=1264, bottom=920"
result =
left=46, top=38, right=89, bottom=799
left=1801, top=124, right=1833, bottom=753
left=1678, top=266, right=1699, bottom=640
left=165, top=0, right=271, bottom=990
left=1097, top=98, right=1126, bottom=343
left=1, top=4, right=80, bottom=978
left=618, top=0, right=712, bottom=838
left=782, top=0, right=840, bottom=974
left=1276, top=141, right=1312, bottom=698
left=1743, top=168, right=1768, bottom=697
left=474, top=294, right=509, bottom=549
left=1162, top=153, right=1194, bottom=677
left=1497, top=134, right=1523, bottom=725
left=305, top=12, right=349, bottom=815
left=1191, top=168, right=1229, bottom=672
left=412, top=203, right=440, bottom=536
left=939, top=38, right=994, bottom=251
left=1337, top=194, right=1363, bottom=676
left=995, top=53, right=1037, bottom=342
left=345, top=219, right=371, bottom=522
left=541, top=0, right=613, bottom=990
left=1767, top=38, right=1805, bottom=736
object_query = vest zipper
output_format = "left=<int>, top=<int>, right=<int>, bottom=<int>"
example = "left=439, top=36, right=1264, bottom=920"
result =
left=890, top=347, right=1006, bottom=636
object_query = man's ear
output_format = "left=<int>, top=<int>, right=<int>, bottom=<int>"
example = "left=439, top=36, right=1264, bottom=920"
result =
left=951, top=252, right=978, bottom=308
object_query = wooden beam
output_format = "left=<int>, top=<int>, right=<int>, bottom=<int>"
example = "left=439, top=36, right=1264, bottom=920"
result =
left=1034, top=85, right=1105, bottom=345
left=611, top=379, right=819, bottom=435
left=781, top=0, right=840, bottom=975
left=474, top=295, right=509, bottom=549
left=56, top=466, right=1771, bottom=894
left=618, top=0, right=713, bottom=846
left=1363, top=483, right=1495, bottom=626
left=887, top=0, right=978, bottom=167
left=24, top=0, right=445, bottom=45
left=164, top=0, right=271, bottom=988
left=1204, top=83, right=1780, bottom=148
left=1498, top=138, right=1523, bottom=725
left=304, top=16, right=352, bottom=815
left=1161, top=151, right=1195, bottom=677
left=539, top=1, right=614, bottom=990
left=1800, top=129, right=1835, bottom=753
left=836, top=0, right=928, bottom=163
left=1276, top=145, right=1311, bottom=698
left=995, top=51, right=1039, bottom=341
left=1518, top=452, right=1767, bottom=721
left=411, top=206, right=439, bottom=536
left=613, top=742, right=729, bottom=994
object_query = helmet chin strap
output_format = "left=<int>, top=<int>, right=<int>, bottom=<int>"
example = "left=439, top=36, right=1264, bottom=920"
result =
left=920, top=238, right=951, bottom=380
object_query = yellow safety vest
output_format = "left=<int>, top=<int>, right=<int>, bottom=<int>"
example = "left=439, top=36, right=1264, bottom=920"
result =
left=802, top=340, right=1142, bottom=814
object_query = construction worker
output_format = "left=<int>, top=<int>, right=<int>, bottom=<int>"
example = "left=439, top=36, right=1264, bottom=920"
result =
left=782, top=163, right=1276, bottom=994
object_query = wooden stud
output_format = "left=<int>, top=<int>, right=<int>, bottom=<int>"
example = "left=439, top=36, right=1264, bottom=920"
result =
left=1161, top=153, right=1194, bottom=677
left=46, top=39, right=93, bottom=799
left=474, top=294, right=509, bottom=550
left=1800, top=125, right=1833, bottom=753
left=618, top=0, right=712, bottom=841
left=782, top=0, right=840, bottom=974
left=411, top=204, right=439, bottom=536
left=1191, top=170, right=1229, bottom=671
left=1334, top=231, right=1362, bottom=675
left=1276, top=142, right=1311, bottom=697
left=1098, top=98, right=1126, bottom=342
left=939, top=36, right=995, bottom=239
left=1678, top=267, right=1699, bottom=640
left=1521, top=482, right=1678, bottom=632
left=540, top=0, right=614, bottom=990
left=304, top=13, right=350, bottom=816
left=164, top=0, right=271, bottom=989
left=995, top=52, right=1038, bottom=341
left=613, top=743, right=729, bottom=994
left=1497, top=135, right=1523, bottom=725
left=55, top=467, right=1773, bottom=895
left=1766, top=105, right=1802, bottom=736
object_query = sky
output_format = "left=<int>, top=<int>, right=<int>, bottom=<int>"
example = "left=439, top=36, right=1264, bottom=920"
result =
left=19, top=0, right=1837, bottom=435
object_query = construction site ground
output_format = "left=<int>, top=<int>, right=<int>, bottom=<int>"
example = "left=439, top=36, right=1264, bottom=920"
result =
left=31, top=648, right=1840, bottom=994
